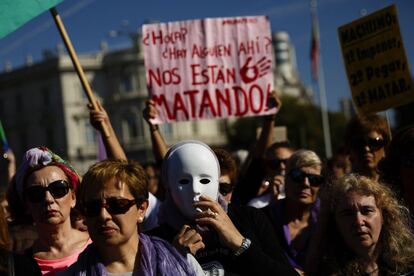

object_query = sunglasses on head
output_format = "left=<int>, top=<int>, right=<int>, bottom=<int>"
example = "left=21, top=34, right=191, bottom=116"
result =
left=83, top=197, right=138, bottom=217
left=24, top=180, right=70, bottom=203
left=267, top=158, right=289, bottom=170
left=351, top=136, right=386, bottom=152
left=219, top=182, right=234, bottom=196
left=288, top=169, right=324, bottom=187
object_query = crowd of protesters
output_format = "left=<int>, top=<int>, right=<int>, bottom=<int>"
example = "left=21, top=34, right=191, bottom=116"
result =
left=0, top=92, right=413, bottom=276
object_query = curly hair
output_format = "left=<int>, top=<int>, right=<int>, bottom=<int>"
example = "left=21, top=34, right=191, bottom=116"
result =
left=318, top=174, right=414, bottom=275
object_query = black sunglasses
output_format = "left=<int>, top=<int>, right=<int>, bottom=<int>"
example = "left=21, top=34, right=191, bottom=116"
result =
left=288, top=169, right=324, bottom=187
left=351, top=136, right=386, bottom=152
left=219, top=182, right=234, bottom=196
left=267, top=158, right=289, bottom=170
left=24, top=180, right=70, bottom=203
left=83, top=197, right=138, bottom=217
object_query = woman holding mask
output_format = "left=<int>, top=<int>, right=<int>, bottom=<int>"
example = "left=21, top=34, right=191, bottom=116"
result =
left=150, top=140, right=297, bottom=276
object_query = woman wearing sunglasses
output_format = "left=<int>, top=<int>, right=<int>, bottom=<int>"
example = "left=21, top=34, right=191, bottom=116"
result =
left=9, top=147, right=90, bottom=275
left=344, top=114, right=390, bottom=181
left=263, top=149, right=324, bottom=274
left=62, top=159, right=202, bottom=275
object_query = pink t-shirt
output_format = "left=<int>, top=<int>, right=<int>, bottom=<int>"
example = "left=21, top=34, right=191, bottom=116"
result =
left=34, top=238, right=92, bottom=276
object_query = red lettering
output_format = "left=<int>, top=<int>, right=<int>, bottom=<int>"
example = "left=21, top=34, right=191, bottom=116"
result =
left=233, top=86, right=248, bottom=116
left=148, top=68, right=161, bottom=88
left=183, top=90, right=198, bottom=118
left=173, top=93, right=189, bottom=120
left=152, top=94, right=173, bottom=120
left=142, top=33, right=150, bottom=46
left=152, top=31, right=163, bottom=45
left=148, top=68, right=180, bottom=88
left=215, top=88, right=231, bottom=116
left=264, top=83, right=273, bottom=111
left=191, top=64, right=208, bottom=85
left=249, top=84, right=264, bottom=113
left=199, top=90, right=217, bottom=118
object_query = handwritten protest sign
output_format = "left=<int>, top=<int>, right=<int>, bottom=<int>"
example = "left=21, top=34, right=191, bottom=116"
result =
left=338, top=4, right=413, bottom=114
left=142, top=16, right=275, bottom=123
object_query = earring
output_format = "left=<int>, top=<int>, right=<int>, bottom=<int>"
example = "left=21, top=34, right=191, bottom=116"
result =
left=138, top=217, right=143, bottom=223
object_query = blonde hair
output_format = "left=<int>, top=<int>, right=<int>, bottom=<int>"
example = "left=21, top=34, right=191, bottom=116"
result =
left=286, top=149, right=322, bottom=172
left=319, top=174, right=414, bottom=275
left=78, top=159, right=148, bottom=206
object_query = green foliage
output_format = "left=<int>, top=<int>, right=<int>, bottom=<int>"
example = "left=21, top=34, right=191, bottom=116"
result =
left=226, top=95, right=348, bottom=159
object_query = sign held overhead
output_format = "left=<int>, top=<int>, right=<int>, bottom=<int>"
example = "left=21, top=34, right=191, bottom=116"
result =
left=142, top=16, right=276, bottom=124
left=338, top=4, right=413, bottom=114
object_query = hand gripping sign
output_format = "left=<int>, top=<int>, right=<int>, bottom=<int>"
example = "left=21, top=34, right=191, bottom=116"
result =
left=142, top=16, right=276, bottom=123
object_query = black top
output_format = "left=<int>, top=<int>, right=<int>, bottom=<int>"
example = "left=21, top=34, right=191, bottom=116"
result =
left=149, top=204, right=298, bottom=276
left=0, top=252, right=41, bottom=276
left=233, top=158, right=266, bottom=204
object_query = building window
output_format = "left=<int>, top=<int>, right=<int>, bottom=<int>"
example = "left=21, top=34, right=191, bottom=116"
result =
left=121, top=111, right=142, bottom=143
left=84, top=120, right=95, bottom=145
left=137, top=67, right=147, bottom=93
left=42, top=87, right=50, bottom=105
left=120, top=73, right=134, bottom=93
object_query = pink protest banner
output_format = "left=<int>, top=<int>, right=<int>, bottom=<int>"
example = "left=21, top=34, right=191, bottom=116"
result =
left=142, top=16, right=275, bottom=123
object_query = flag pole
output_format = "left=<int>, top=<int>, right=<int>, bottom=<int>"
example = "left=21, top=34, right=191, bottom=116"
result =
left=311, top=0, right=332, bottom=158
left=49, top=7, right=110, bottom=138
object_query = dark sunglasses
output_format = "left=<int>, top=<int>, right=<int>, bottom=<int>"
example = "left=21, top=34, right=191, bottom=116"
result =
left=24, top=180, right=70, bottom=203
left=219, top=182, right=234, bottom=196
left=351, top=136, right=386, bottom=152
left=288, top=169, right=324, bottom=187
left=267, top=158, right=289, bottom=170
left=83, top=197, right=138, bottom=217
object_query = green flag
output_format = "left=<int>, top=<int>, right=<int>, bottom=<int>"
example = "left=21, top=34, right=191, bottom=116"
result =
left=0, top=120, right=8, bottom=150
left=0, top=0, right=63, bottom=39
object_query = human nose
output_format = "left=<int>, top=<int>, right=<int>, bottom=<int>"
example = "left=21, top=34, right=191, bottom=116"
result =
left=354, top=212, right=365, bottom=226
left=44, top=190, right=55, bottom=203
left=98, top=204, right=111, bottom=221
left=302, top=176, right=311, bottom=187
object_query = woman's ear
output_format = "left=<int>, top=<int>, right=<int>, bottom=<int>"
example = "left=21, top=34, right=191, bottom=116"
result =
left=137, top=199, right=149, bottom=221
left=71, top=191, right=76, bottom=208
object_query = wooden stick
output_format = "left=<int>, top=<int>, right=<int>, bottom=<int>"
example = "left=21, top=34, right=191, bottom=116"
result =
left=50, top=7, right=110, bottom=138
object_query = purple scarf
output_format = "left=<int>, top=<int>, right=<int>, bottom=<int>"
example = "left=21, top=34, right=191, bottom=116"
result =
left=63, top=233, right=197, bottom=276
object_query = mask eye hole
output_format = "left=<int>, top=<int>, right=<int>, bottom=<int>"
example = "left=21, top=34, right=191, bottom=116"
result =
left=179, top=179, right=190, bottom=185
left=200, top=178, right=210, bottom=184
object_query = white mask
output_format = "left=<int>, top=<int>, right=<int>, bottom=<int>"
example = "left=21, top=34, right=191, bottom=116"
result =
left=163, top=141, right=220, bottom=220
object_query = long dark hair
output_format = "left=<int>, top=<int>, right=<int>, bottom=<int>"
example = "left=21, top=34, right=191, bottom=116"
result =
left=0, top=204, right=10, bottom=273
